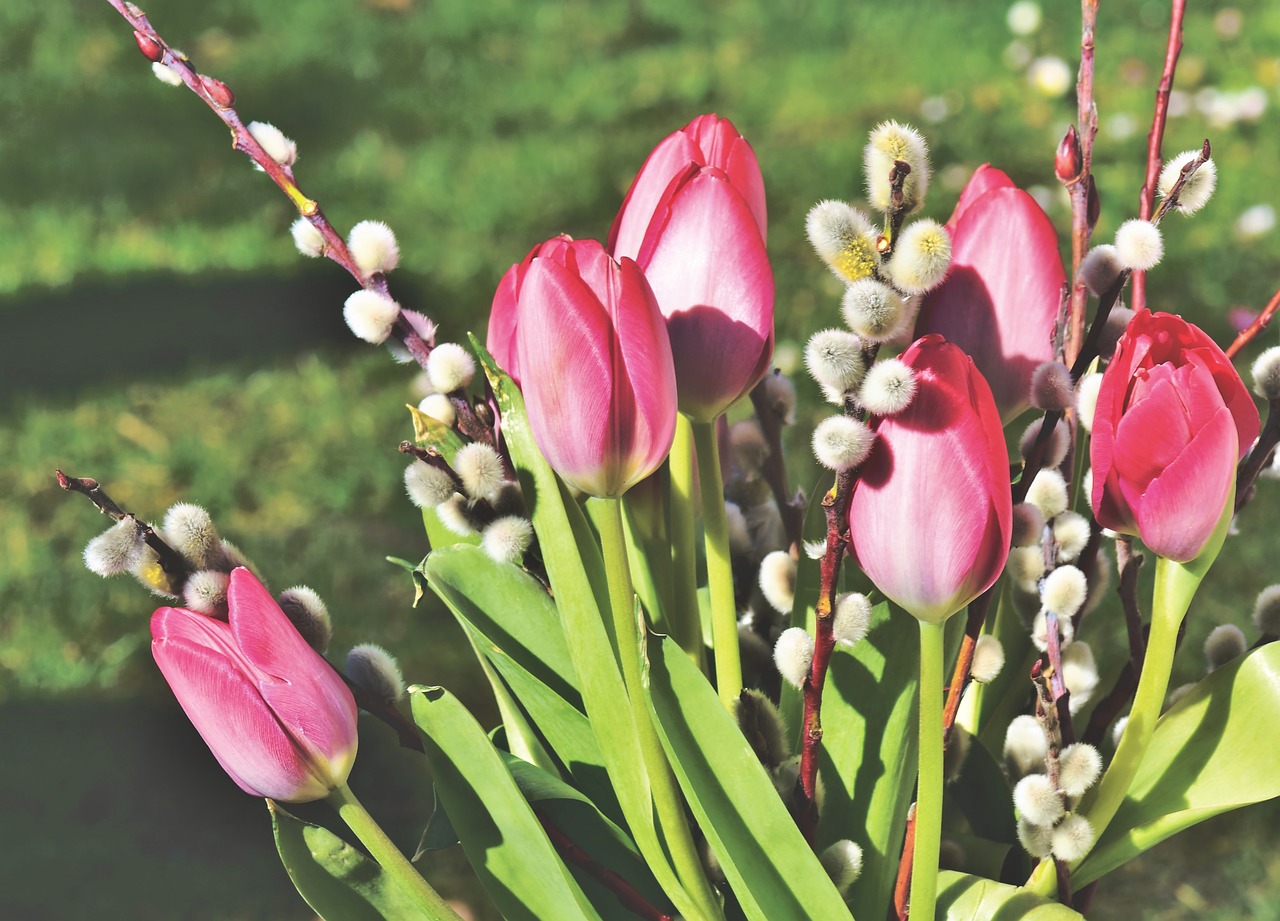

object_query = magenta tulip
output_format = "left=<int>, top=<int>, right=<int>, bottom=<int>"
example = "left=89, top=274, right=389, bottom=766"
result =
left=152, top=567, right=358, bottom=802
left=849, top=336, right=1013, bottom=623
left=609, top=114, right=774, bottom=423
left=1091, top=309, right=1259, bottom=562
left=915, top=165, right=1066, bottom=422
left=506, top=236, right=678, bottom=498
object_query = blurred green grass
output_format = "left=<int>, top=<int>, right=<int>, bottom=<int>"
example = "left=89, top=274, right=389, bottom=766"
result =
left=4, top=0, right=1280, bottom=918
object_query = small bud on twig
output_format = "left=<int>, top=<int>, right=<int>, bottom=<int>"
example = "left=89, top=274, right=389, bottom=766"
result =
left=1055, top=125, right=1083, bottom=183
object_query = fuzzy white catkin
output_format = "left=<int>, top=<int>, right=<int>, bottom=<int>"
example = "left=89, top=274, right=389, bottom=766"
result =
left=219, top=539, right=254, bottom=573
left=1053, top=511, right=1091, bottom=563
left=1078, top=244, right=1123, bottom=296
left=1025, top=469, right=1069, bottom=520
left=347, top=220, right=400, bottom=276
left=1114, top=219, right=1163, bottom=271
left=805, top=328, right=866, bottom=394
left=1030, top=361, right=1075, bottom=412
left=1251, top=346, right=1280, bottom=400
left=1253, top=585, right=1280, bottom=634
left=454, top=442, right=506, bottom=504
left=343, top=289, right=401, bottom=344
left=812, top=415, right=875, bottom=471
left=278, top=586, right=333, bottom=654
left=820, top=840, right=864, bottom=894
left=152, top=62, right=184, bottom=86
left=1158, top=150, right=1217, bottom=214
left=859, top=359, right=917, bottom=415
left=404, top=461, right=456, bottom=509
left=1041, top=565, right=1088, bottom=619
left=435, top=493, right=477, bottom=536
left=842, top=278, right=907, bottom=341
left=163, top=503, right=222, bottom=569
left=247, top=121, right=297, bottom=168
left=1017, top=819, right=1054, bottom=859
left=290, top=218, right=325, bottom=258
left=773, top=627, right=815, bottom=689
left=427, top=342, right=476, bottom=394
left=1112, top=715, right=1130, bottom=748
left=1098, top=306, right=1136, bottom=360
left=1031, top=608, right=1075, bottom=652
left=762, top=372, right=797, bottom=426
left=1013, top=773, right=1065, bottom=827
left=1019, top=416, right=1070, bottom=469
left=1076, top=373, right=1104, bottom=432
left=1007, top=545, right=1046, bottom=591
left=865, top=121, right=931, bottom=213
left=83, top=519, right=146, bottom=576
left=725, top=501, right=752, bottom=556
left=1004, top=714, right=1049, bottom=775
left=970, top=635, right=1005, bottom=683
left=418, top=393, right=457, bottom=427
left=884, top=220, right=951, bottom=293
left=1204, top=624, right=1247, bottom=671
left=183, top=570, right=230, bottom=615
left=833, top=593, right=873, bottom=646
left=482, top=516, right=534, bottom=564
left=1062, top=642, right=1100, bottom=709
left=805, top=200, right=879, bottom=284
left=1050, top=814, right=1095, bottom=862
left=1011, top=503, right=1046, bottom=547
left=1058, top=743, right=1103, bottom=798
left=346, top=644, right=405, bottom=703
left=759, top=550, right=797, bottom=614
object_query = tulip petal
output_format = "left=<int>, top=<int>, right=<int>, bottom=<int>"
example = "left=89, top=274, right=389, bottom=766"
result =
left=152, top=606, right=332, bottom=801
left=609, top=131, right=703, bottom=261
left=486, top=262, right=522, bottom=380
left=946, top=164, right=1016, bottom=230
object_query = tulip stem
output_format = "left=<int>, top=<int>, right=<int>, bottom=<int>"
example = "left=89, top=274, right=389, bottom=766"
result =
left=909, top=619, right=945, bottom=921
left=691, top=420, right=742, bottom=710
left=594, top=497, right=723, bottom=921
left=669, top=415, right=708, bottom=670
left=329, top=783, right=464, bottom=921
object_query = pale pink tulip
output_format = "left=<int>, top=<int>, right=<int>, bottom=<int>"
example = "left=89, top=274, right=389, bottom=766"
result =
left=1091, top=309, right=1258, bottom=561
left=152, top=568, right=358, bottom=802
left=850, top=336, right=1013, bottom=623
left=915, top=165, right=1066, bottom=422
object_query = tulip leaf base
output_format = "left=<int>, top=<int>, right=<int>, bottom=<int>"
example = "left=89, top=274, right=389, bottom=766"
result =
left=935, top=872, right=1084, bottom=921
left=646, top=634, right=855, bottom=921
left=270, top=801, right=424, bottom=921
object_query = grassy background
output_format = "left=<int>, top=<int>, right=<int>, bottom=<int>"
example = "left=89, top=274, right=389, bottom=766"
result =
left=3, top=0, right=1280, bottom=917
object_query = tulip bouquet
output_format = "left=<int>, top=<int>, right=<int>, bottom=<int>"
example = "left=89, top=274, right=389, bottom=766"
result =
left=62, top=2, right=1280, bottom=920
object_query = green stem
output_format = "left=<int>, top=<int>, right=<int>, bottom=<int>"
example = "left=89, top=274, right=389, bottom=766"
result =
left=691, top=419, right=741, bottom=709
left=594, top=496, right=723, bottom=921
left=668, top=415, right=707, bottom=669
left=909, top=620, right=945, bottom=921
left=328, top=783, right=463, bottom=920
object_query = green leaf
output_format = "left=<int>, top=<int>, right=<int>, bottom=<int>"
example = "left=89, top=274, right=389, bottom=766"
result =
left=936, top=871, right=1085, bottom=920
left=646, top=634, right=854, bottom=921
left=1073, top=641, right=1280, bottom=887
left=410, top=686, right=603, bottom=921
left=474, top=337, right=699, bottom=919
left=270, top=802, right=421, bottom=921
left=817, top=602, right=919, bottom=921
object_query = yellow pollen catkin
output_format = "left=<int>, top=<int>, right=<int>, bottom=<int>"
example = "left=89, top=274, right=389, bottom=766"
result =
left=833, top=235, right=877, bottom=282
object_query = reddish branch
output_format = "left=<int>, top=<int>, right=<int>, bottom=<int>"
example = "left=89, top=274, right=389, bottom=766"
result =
left=941, top=590, right=995, bottom=746
left=1064, top=0, right=1100, bottom=366
left=1131, top=0, right=1187, bottom=313
left=1236, top=398, right=1280, bottom=514
left=539, top=814, right=674, bottom=921
left=1226, top=286, right=1280, bottom=359
left=892, top=805, right=918, bottom=921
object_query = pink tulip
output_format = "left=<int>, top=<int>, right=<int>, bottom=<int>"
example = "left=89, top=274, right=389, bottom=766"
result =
left=1091, top=309, right=1259, bottom=562
left=487, top=238, right=547, bottom=384
left=915, top=165, right=1066, bottom=422
left=152, top=567, right=358, bottom=802
left=609, top=114, right=774, bottom=423
left=849, top=336, right=1013, bottom=624
left=509, top=236, right=678, bottom=498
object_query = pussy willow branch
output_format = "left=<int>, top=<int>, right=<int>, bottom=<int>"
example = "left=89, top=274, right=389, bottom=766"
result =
left=1131, top=0, right=1187, bottom=313
left=892, top=804, right=917, bottom=921
left=1064, top=0, right=1100, bottom=366
left=1226, top=286, right=1280, bottom=359
left=749, top=379, right=805, bottom=553
left=1235, top=398, right=1280, bottom=514
left=1031, top=659, right=1073, bottom=907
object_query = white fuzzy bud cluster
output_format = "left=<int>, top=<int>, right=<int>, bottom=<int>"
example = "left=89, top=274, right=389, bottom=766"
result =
left=83, top=518, right=147, bottom=577
left=774, top=627, right=815, bottom=689
left=842, top=278, right=907, bottom=342
left=482, top=516, right=534, bottom=565
left=454, top=443, right=506, bottom=504
left=247, top=121, right=297, bottom=168
left=833, top=593, right=873, bottom=647
left=1204, top=624, right=1247, bottom=672
left=1114, top=219, right=1163, bottom=271
left=1011, top=735, right=1102, bottom=861
left=427, top=342, right=476, bottom=394
left=347, top=220, right=400, bottom=276
left=290, top=218, right=326, bottom=258
left=418, top=393, right=457, bottom=427
left=805, top=329, right=866, bottom=400
left=1078, top=244, right=1123, bottom=296
left=343, top=289, right=401, bottom=344
left=736, top=688, right=792, bottom=769
left=1251, top=346, right=1280, bottom=401
left=1019, top=417, right=1071, bottom=469
left=404, top=460, right=457, bottom=510
left=759, top=551, right=797, bottom=615
left=883, top=219, right=951, bottom=294
left=864, top=121, right=931, bottom=214
left=277, top=586, right=333, bottom=654
left=1076, top=373, right=1104, bottom=432
left=1254, top=585, right=1280, bottom=635
left=1030, top=362, right=1075, bottom=412
left=183, top=569, right=230, bottom=616
left=812, top=415, right=875, bottom=471
left=806, top=200, right=879, bottom=285
left=152, top=62, right=184, bottom=86
left=819, top=839, right=864, bottom=896
left=859, top=359, right=917, bottom=416
left=1158, top=149, right=1217, bottom=215
left=345, top=643, right=405, bottom=705
left=970, top=635, right=1005, bottom=684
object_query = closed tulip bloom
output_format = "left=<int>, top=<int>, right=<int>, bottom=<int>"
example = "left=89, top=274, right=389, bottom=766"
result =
left=850, top=336, right=1013, bottom=623
left=151, top=567, right=358, bottom=802
left=610, top=115, right=774, bottom=422
left=1091, top=309, right=1259, bottom=562
left=487, top=237, right=561, bottom=384
left=513, top=237, right=678, bottom=498
left=915, top=165, right=1066, bottom=422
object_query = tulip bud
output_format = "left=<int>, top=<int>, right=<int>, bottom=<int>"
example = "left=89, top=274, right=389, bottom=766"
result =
left=812, top=415, right=875, bottom=471
left=1058, top=743, right=1103, bottom=797
left=1013, top=773, right=1064, bottom=827
left=1030, top=361, right=1076, bottom=412
left=343, top=289, right=401, bottom=344
left=482, top=516, right=534, bottom=564
left=971, top=635, right=1005, bottom=683
left=736, top=688, right=791, bottom=768
left=1158, top=150, right=1217, bottom=214
left=1004, top=714, right=1048, bottom=776
left=200, top=75, right=234, bottom=107
left=759, top=550, right=797, bottom=615
left=1253, top=585, right=1280, bottom=635
left=183, top=569, right=230, bottom=616
left=290, top=218, right=325, bottom=258
left=841, top=278, right=907, bottom=341
left=1078, top=244, right=1124, bottom=296
left=152, top=569, right=358, bottom=802
left=404, top=460, right=456, bottom=509
left=1019, top=416, right=1070, bottom=468
left=1204, top=624, right=1247, bottom=671
left=774, top=627, right=815, bottom=689
left=163, top=503, right=222, bottom=570
left=83, top=518, right=146, bottom=576
left=346, top=643, right=405, bottom=705
left=820, top=840, right=864, bottom=895
left=1251, top=346, right=1280, bottom=400
left=858, top=358, right=917, bottom=416
left=1053, top=511, right=1091, bottom=563
left=1114, top=220, right=1163, bottom=271
left=833, top=592, right=873, bottom=647
left=805, top=200, right=879, bottom=284
left=247, top=121, right=297, bottom=168
left=864, top=121, right=931, bottom=213
left=277, top=586, right=332, bottom=654
left=134, top=30, right=164, bottom=62
left=1050, top=814, right=1094, bottom=862
left=347, top=220, right=400, bottom=276
left=884, top=219, right=951, bottom=294
left=152, top=61, right=184, bottom=86
left=805, top=328, right=866, bottom=395
left=1011, top=503, right=1047, bottom=547
left=1018, top=819, right=1054, bottom=859
left=1055, top=125, right=1082, bottom=183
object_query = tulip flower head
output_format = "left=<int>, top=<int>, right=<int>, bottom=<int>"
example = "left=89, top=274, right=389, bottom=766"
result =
left=850, top=336, right=1013, bottom=624
left=499, top=236, right=678, bottom=498
left=915, top=165, right=1066, bottom=422
left=609, top=114, right=774, bottom=422
left=1090, top=309, right=1259, bottom=562
left=151, top=567, right=358, bottom=802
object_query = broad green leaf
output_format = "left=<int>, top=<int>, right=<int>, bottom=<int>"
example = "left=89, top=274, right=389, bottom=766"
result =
left=1073, top=641, right=1280, bottom=887
left=818, top=602, right=919, bottom=921
left=474, top=338, right=699, bottom=919
left=646, top=635, right=854, bottom=921
left=950, top=734, right=1016, bottom=845
left=936, top=871, right=1085, bottom=920
left=270, top=801, right=420, bottom=921
left=410, top=686, right=603, bottom=921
